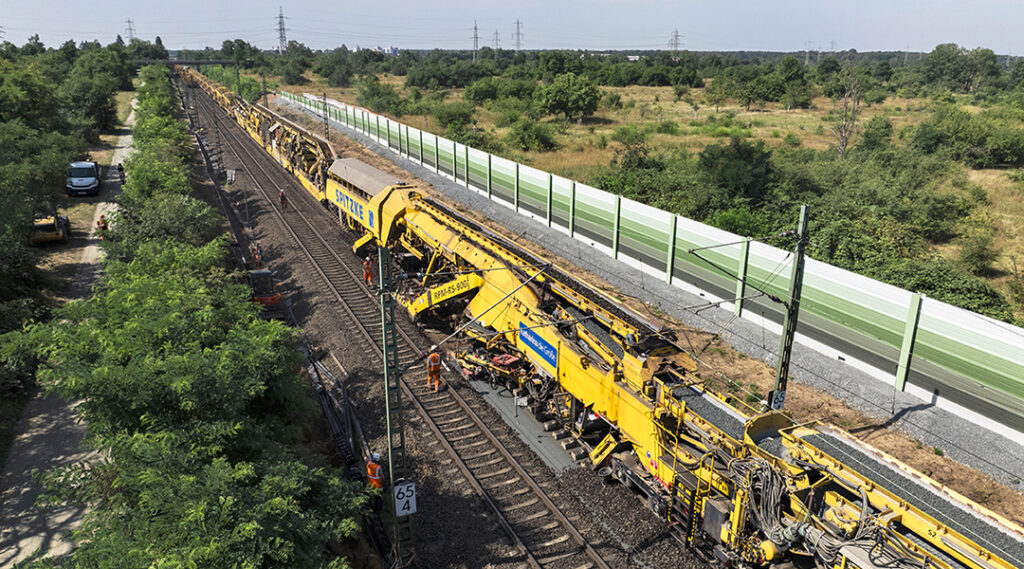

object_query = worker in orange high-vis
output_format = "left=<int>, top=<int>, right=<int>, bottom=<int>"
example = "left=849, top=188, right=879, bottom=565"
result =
left=363, top=257, right=373, bottom=287
left=426, top=351, right=442, bottom=392
left=96, top=215, right=109, bottom=239
left=366, top=452, right=383, bottom=489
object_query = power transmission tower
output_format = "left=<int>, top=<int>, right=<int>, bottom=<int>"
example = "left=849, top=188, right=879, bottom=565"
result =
left=829, top=40, right=836, bottom=54
left=903, top=46, right=910, bottom=66
left=805, top=41, right=813, bottom=66
left=125, top=19, right=136, bottom=41
left=277, top=7, right=288, bottom=54
left=513, top=20, right=523, bottom=52
left=669, top=29, right=681, bottom=60
left=472, top=20, right=479, bottom=61
left=493, top=30, right=501, bottom=49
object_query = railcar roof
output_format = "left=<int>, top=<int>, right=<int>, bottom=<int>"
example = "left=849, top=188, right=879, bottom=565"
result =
left=329, top=158, right=405, bottom=196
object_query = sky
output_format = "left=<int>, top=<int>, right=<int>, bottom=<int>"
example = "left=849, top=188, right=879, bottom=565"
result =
left=4, top=0, right=1023, bottom=55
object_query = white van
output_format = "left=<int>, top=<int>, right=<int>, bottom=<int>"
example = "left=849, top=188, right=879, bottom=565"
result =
left=67, top=161, right=102, bottom=196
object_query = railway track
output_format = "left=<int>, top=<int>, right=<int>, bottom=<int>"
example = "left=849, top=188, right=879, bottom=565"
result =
left=191, top=85, right=613, bottom=569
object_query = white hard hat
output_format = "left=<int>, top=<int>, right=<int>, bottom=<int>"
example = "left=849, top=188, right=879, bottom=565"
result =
left=372, top=452, right=381, bottom=461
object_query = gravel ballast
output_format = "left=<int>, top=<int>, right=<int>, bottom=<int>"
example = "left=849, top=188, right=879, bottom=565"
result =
left=804, top=432, right=1024, bottom=568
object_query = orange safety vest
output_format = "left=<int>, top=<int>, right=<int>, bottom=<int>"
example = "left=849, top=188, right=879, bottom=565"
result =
left=363, top=260, right=372, bottom=278
left=427, top=352, right=441, bottom=374
left=367, top=460, right=383, bottom=488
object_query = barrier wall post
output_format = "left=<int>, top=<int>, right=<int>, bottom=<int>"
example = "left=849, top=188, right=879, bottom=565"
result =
left=896, top=293, right=923, bottom=391
left=665, top=215, right=678, bottom=284
left=734, top=240, right=750, bottom=316
left=514, top=163, right=520, bottom=211
left=386, top=118, right=391, bottom=148
left=486, top=154, right=492, bottom=199
left=376, top=115, right=381, bottom=142
left=419, top=130, right=424, bottom=166
left=569, top=182, right=576, bottom=236
left=452, top=140, right=457, bottom=181
left=612, top=195, right=622, bottom=259
left=464, top=146, right=470, bottom=188
left=546, top=173, right=553, bottom=227
left=434, top=135, right=440, bottom=174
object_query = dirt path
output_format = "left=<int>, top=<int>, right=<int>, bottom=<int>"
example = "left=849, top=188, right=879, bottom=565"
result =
left=0, top=109, right=134, bottom=568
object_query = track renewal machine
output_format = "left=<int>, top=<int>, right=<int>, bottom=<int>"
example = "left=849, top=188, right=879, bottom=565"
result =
left=181, top=66, right=1024, bottom=569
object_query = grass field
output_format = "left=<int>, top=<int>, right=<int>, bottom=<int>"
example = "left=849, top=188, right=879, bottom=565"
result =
left=273, top=73, right=1023, bottom=317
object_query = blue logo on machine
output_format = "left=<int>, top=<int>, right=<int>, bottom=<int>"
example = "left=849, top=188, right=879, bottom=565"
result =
left=369, top=210, right=375, bottom=228
left=519, top=323, right=557, bottom=367
left=336, top=189, right=365, bottom=221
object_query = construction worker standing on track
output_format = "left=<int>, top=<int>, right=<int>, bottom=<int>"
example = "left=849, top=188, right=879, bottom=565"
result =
left=426, top=351, right=442, bottom=392
left=366, top=452, right=383, bottom=489
left=278, top=188, right=288, bottom=210
left=363, top=256, right=373, bottom=287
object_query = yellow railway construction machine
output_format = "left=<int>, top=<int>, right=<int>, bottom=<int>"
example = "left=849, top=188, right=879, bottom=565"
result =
left=182, top=67, right=1024, bottom=569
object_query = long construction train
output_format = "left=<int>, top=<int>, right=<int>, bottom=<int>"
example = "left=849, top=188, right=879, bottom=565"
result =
left=180, top=67, right=1024, bottom=569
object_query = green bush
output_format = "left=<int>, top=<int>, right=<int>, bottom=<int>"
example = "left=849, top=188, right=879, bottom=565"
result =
left=433, top=101, right=476, bottom=130
left=357, top=76, right=405, bottom=116
left=505, top=118, right=559, bottom=151
left=603, top=91, right=623, bottom=110
left=860, top=116, right=894, bottom=150
left=655, top=120, right=680, bottom=135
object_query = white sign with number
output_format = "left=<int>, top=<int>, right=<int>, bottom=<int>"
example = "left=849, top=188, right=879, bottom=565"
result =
left=394, top=480, right=417, bottom=517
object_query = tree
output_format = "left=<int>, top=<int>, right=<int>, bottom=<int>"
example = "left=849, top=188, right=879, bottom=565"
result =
left=683, top=96, right=699, bottom=119
left=536, top=72, right=600, bottom=120
left=698, top=137, right=774, bottom=204
left=705, top=79, right=729, bottom=112
left=0, top=60, right=64, bottom=130
left=817, top=56, right=841, bottom=82
left=673, top=83, right=689, bottom=102
left=924, top=43, right=970, bottom=92
left=859, top=115, right=893, bottom=151
left=777, top=55, right=806, bottom=84
left=966, top=48, right=999, bottom=92
left=830, top=69, right=862, bottom=159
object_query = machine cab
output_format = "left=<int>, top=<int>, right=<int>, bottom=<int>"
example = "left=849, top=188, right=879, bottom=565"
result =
left=248, top=269, right=281, bottom=306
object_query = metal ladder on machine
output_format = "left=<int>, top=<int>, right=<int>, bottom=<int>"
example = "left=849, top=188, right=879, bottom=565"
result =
left=379, top=246, right=415, bottom=567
